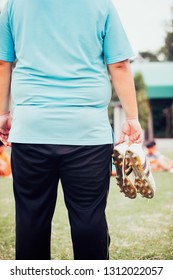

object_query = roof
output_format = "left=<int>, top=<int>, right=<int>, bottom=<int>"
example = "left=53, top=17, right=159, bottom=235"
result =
left=131, top=62, right=173, bottom=99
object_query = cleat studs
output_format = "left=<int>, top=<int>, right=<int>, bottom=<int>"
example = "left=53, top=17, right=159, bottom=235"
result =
left=118, top=155, right=123, bottom=159
left=132, top=154, right=136, bottom=158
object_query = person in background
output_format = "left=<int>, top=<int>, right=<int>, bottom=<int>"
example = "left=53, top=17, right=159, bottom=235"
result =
left=146, top=140, right=173, bottom=173
left=0, top=140, right=12, bottom=177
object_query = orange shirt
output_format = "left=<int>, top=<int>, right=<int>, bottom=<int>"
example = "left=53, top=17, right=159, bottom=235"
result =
left=0, top=151, right=12, bottom=177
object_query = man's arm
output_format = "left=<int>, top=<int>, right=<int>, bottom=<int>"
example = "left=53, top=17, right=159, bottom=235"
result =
left=0, top=60, right=12, bottom=114
left=108, top=59, right=143, bottom=144
left=0, top=60, right=12, bottom=146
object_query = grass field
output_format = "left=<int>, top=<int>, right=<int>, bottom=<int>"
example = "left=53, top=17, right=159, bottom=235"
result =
left=0, top=154, right=173, bottom=260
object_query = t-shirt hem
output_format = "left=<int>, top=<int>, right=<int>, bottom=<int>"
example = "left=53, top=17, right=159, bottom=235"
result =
left=9, top=137, right=113, bottom=145
left=106, top=51, right=135, bottom=64
left=0, top=52, right=16, bottom=62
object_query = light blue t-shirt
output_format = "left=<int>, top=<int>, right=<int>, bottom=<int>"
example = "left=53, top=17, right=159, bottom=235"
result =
left=0, top=0, right=134, bottom=145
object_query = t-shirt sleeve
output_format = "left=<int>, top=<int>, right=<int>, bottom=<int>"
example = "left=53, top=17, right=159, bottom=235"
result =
left=0, top=2, right=16, bottom=62
left=103, top=0, right=134, bottom=64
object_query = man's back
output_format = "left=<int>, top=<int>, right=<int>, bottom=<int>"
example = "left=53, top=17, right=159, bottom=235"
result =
left=11, top=0, right=110, bottom=93
left=0, top=0, right=133, bottom=145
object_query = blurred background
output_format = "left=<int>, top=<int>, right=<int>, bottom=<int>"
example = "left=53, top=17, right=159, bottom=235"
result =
left=111, top=0, right=173, bottom=144
left=0, top=0, right=173, bottom=260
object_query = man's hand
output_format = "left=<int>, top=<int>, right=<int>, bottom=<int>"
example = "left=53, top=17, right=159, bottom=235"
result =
left=119, top=118, right=143, bottom=145
left=0, top=112, right=11, bottom=146
left=0, top=61, right=13, bottom=145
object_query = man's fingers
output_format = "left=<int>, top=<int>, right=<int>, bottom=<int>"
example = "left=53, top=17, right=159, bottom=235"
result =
left=0, top=114, right=11, bottom=146
left=119, top=120, right=143, bottom=144
left=0, top=128, right=9, bottom=135
left=0, top=134, right=9, bottom=146
left=129, top=132, right=143, bottom=144
left=0, top=140, right=8, bottom=146
left=136, top=135, right=143, bottom=143
left=119, top=131, right=125, bottom=143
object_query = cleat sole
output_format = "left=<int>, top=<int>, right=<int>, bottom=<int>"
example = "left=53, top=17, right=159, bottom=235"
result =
left=125, top=150, right=155, bottom=199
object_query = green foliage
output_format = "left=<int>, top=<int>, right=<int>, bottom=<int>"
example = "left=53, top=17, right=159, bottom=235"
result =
left=108, top=105, right=113, bottom=126
left=159, top=32, right=173, bottom=61
left=139, top=7, right=173, bottom=62
left=134, top=72, right=150, bottom=130
left=158, top=7, right=173, bottom=61
left=139, top=51, right=159, bottom=62
left=134, top=72, right=146, bottom=92
left=137, top=89, right=151, bottom=130
left=171, top=103, right=173, bottom=136
left=108, top=76, right=119, bottom=125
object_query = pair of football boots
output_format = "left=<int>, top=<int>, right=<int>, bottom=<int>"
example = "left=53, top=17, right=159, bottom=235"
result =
left=112, top=142, right=156, bottom=199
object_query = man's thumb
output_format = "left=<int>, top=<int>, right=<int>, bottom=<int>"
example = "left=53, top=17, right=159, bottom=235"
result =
left=119, top=131, right=125, bottom=143
left=7, top=116, right=12, bottom=130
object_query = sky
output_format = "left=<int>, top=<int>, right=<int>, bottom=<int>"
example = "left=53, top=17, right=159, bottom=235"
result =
left=0, top=0, right=172, bottom=55
left=113, top=0, right=173, bottom=54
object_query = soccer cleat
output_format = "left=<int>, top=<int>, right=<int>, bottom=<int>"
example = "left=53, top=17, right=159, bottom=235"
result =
left=112, top=142, right=137, bottom=199
left=125, top=144, right=156, bottom=199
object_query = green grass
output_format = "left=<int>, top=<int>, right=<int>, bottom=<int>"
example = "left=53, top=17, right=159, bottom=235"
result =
left=0, top=168, right=173, bottom=260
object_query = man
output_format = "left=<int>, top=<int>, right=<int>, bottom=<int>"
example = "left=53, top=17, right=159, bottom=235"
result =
left=0, top=0, right=142, bottom=260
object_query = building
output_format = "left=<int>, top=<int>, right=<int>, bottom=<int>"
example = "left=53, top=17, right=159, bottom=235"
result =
left=113, top=62, right=173, bottom=141
left=132, top=62, right=173, bottom=138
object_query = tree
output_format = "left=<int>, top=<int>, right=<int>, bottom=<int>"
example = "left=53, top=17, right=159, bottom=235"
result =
left=139, top=51, right=159, bottom=62
left=138, top=6, right=173, bottom=62
left=158, top=32, right=173, bottom=61
left=158, top=6, right=173, bottom=61
left=134, top=72, right=151, bottom=132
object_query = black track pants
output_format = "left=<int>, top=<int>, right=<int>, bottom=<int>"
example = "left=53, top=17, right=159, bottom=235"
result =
left=11, top=143, right=112, bottom=260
